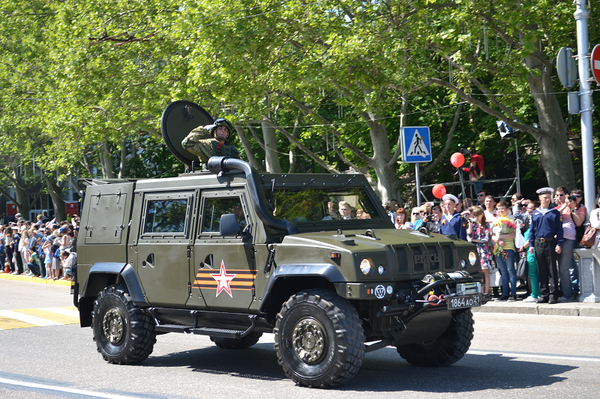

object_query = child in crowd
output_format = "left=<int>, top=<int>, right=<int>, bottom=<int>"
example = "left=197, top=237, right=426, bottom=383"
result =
left=42, top=238, right=54, bottom=280
left=26, top=248, right=41, bottom=277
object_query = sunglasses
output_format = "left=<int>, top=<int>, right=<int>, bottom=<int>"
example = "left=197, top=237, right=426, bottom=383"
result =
left=412, top=213, right=420, bottom=215
left=574, top=195, right=582, bottom=198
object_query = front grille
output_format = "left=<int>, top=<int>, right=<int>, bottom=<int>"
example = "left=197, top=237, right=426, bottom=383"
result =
left=393, top=243, right=456, bottom=274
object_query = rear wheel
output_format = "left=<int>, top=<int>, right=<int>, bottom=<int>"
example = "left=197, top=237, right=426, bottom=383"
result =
left=210, top=332, right=263, bottom=349
left=274, top=289, right=365, bottom=388
left=92, top=284, right=156, bottom=364
left=396, top=309, right=474, bottom=367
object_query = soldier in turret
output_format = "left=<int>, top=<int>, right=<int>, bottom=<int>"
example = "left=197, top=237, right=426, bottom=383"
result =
left=182, top=118, right=240, bottom=164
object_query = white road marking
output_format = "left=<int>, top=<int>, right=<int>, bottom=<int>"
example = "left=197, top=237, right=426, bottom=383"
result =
left=40, top=306, right=80, bottom=318
left=0, top=310, right=62, bottom=326
left=469, top=349, right=600, bottom=363
left=0, top=377, right=143, bottom=398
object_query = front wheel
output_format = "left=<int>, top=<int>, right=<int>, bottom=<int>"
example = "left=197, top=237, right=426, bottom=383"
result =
left=92, top=284, right=156, bottom=364
left=274, top=289, right=365, bottom=388
left=396, top=309, right=474, bottom=367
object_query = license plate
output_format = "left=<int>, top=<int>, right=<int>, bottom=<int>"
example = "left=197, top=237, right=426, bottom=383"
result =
left=447, top=294, right=481, bottom=310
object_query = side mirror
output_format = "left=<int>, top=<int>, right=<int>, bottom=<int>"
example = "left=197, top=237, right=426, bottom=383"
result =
left=220, top=214, right=242, bottom=237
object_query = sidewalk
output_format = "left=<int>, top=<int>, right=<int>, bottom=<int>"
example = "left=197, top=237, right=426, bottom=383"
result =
left=474, top=297, right=600, bottom=317
left=0, top=271, right=71, bottom=286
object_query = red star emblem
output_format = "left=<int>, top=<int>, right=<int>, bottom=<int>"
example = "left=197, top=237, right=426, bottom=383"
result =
left=211, top=261, right=236, bottom=298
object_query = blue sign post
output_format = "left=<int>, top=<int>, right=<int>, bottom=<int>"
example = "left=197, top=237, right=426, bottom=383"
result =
left=401, top=127, right=432, bottom=206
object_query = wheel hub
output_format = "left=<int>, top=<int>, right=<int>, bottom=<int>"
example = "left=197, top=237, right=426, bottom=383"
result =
left=103, top=307, right=125, bottom=345
left=292, top=317, right=326, bottom=364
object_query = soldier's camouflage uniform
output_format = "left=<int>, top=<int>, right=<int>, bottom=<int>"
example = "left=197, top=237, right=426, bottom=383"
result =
left=182, top=126, right=240, bottom=164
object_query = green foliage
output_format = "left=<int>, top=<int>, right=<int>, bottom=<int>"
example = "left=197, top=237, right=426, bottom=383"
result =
left=0, top=0, right=597, bottom=206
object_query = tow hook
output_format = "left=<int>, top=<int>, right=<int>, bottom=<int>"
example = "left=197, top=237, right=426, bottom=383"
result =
left=427, top=294, right=446, bottom=306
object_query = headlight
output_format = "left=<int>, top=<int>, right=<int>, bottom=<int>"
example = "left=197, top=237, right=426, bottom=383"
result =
left=469, top=251, right=477, bottom=266
left=360, top=258, right=374, bottom=275
left=461, top=260, right=467, bottom=269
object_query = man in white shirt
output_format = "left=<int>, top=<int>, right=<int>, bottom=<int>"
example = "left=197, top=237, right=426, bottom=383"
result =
left=484, top=195, right=498, bottom=224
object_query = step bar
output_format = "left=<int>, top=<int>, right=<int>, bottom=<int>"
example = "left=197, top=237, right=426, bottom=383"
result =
left=151, top=309, right=257, bottom=339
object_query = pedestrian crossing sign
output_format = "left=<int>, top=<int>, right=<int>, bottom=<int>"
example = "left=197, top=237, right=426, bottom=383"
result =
left=401, top=126, right=432, bottom=163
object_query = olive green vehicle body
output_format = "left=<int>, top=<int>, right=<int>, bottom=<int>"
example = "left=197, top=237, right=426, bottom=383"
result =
left=73, top=157, right=482, bottom=350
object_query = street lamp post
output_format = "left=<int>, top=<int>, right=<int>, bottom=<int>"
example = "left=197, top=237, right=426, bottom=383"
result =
left=574, top=1, right=596, bottom=211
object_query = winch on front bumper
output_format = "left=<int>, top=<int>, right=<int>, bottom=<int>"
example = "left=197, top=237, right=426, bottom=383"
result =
left=376, top=271, right=483, bottom=318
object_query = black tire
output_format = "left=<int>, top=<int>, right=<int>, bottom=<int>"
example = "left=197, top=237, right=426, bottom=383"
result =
left=397, top=309, right=474, bottom=367
left=210, top=332, right=263, bottom=349
left=274, top=289, right=365, bottom=388
left=92, top=284, right=156, bottom=364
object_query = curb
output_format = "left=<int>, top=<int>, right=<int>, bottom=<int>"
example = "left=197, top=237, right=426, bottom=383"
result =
left=473, top=300, right=600, bottom=317
left=0, top=272, right=71, bottom=287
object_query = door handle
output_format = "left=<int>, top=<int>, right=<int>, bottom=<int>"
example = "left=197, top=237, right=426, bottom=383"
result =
left=200, top=254, right=213, bottom=269
left=142, top=253, right=155, bottom=268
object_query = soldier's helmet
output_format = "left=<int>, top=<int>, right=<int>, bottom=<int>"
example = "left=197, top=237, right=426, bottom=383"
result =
left=209, top=118, right=234, bottom=142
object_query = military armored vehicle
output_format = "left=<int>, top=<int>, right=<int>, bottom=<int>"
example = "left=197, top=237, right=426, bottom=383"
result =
left=72, top=101, right=483, bottom=388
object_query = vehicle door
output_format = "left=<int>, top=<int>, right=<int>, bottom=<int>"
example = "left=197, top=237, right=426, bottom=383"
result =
left=135, top=191, right=196, bottom=307
left=191, top=189, right=255, bottom=311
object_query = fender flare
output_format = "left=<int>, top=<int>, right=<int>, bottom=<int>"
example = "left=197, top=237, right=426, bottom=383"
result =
left=258, top=263, right=345, bottom=313
left=80, top=262, right=147, bottom=305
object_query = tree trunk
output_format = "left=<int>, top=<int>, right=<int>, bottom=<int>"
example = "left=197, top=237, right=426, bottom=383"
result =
left=12, top=167, right=30, bottom=219
left=100, top=142, right=115, bottom=178
left=525, top=55, right=575, bottom=190
left=262, top=122, right=282, bottom=173
left=43, top=173, right=66, bottom=222
left=365, top=119, right=403, bottom=205
left=234, top=123, right=261, bottom=170
left=118, top=140, right=126, bottom=179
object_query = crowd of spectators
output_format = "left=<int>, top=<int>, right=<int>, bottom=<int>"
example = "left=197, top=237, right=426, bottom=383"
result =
left=385, top=185, right=587, bottom=304
left=0, top=210, right=79, bottom=281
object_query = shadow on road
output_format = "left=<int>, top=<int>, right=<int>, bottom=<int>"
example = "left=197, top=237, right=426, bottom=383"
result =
left=143, top=342, right=285, bottom=382
left=143, top=343, right=575, bottom=391
left=343, top=349, right=574, bottom=392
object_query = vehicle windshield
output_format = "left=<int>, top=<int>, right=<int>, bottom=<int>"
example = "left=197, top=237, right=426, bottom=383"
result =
left=270, top=187, right=383, bottom=223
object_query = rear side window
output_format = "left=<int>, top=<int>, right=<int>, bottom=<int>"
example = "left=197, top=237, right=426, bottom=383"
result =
left=139, top=191, right=194, bottom=239
left=144, top=199, right=188, bottom=233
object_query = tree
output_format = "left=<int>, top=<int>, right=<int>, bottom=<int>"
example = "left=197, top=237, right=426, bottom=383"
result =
left=0, top=0, right=594, bottom=212
left=399, top=0, right=577, bottom=189
left=170, top=0, right=583, bottom=202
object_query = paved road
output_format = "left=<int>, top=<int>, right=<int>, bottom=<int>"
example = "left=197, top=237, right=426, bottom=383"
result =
left=0, top=280, right=599, bottom=398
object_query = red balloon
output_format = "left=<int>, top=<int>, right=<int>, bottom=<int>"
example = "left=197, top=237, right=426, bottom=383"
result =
left=432, top=184, right=446, bottom=199
left=450, top=152, right=465, bottom=168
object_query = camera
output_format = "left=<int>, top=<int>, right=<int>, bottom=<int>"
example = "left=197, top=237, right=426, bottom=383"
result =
left=469, top=218, right=477, bottom=223
left=568, top=195, right=577, bottom=202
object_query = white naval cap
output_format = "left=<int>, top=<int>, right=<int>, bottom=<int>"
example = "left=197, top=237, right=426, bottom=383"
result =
left=442, top=193, right=460, bottom=204
left=536, top=187, right=554, bottom=195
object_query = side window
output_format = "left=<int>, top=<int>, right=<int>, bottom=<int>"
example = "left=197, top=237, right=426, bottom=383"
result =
left=140, top=192, right=194, bottom=239
left=202, top=197, right=247, bottom=233
left=144, top=199, right=188, bottom=233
